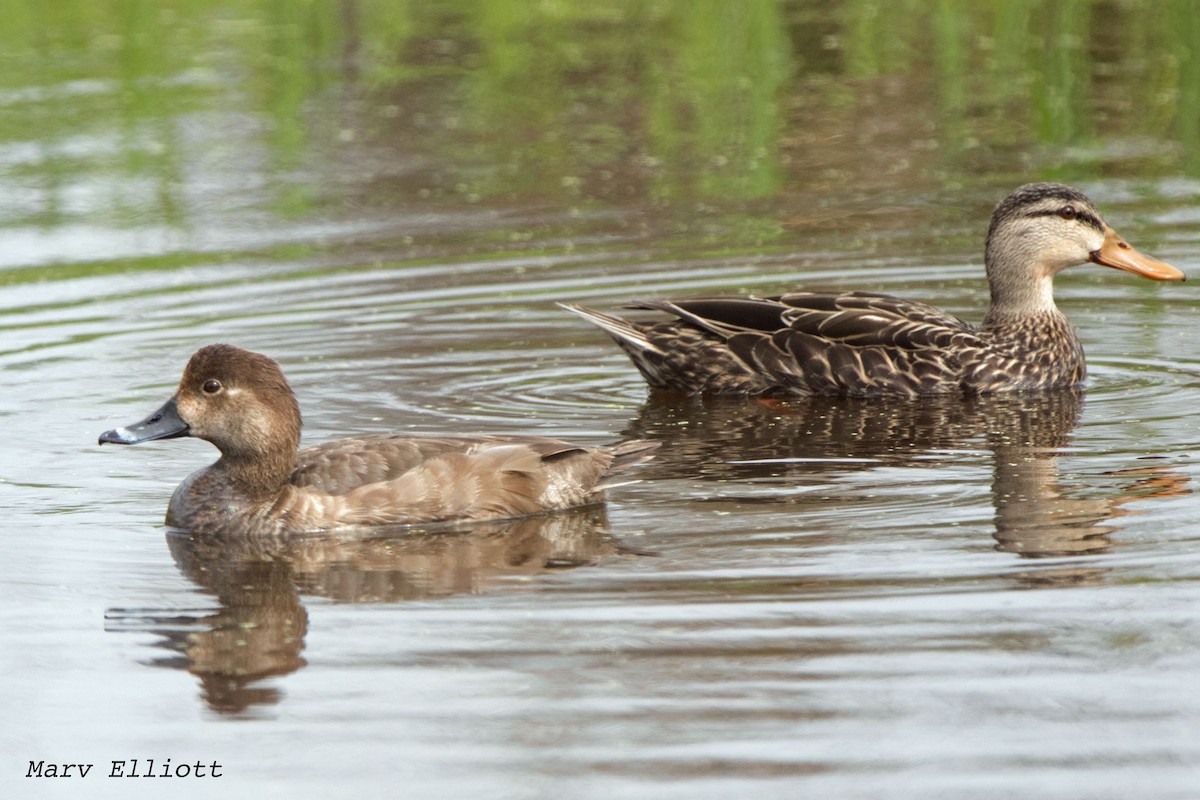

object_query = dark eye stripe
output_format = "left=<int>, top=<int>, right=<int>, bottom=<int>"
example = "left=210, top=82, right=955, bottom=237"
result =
left=1026, top=208, right=1105, bottom=232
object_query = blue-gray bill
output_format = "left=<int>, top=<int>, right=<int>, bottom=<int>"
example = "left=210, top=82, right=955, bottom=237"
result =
left=98, top=396, right=190, bottom=445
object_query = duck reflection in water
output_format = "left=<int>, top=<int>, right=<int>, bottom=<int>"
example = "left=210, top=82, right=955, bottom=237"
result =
left=106, top=506, right=635, bottom=715
left=620, top=390, right=1188, bottom=565
left=100, top=344, right=659, bottom=714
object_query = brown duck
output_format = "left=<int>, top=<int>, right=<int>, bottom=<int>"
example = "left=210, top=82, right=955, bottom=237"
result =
left=563, top=183, right=1184, bottom=395
left=99, top=344, right=657, bottom=535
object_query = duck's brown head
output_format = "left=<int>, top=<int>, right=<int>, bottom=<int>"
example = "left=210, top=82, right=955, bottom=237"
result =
left=99, top=344, right=302, bottom=461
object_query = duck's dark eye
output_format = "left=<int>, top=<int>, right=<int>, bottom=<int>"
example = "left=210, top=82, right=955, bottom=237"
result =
left=1058, top=205, right=1077, bottom=220
left=202, top=379, right=222, bottom=395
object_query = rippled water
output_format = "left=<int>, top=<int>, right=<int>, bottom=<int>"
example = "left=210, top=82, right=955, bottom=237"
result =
left=9, top=214, right=1200, bottom=798
left=7, top=4, right=1200, bottom=799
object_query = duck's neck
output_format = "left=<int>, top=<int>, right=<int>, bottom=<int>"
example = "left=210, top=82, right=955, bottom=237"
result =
left=213, top=446, right=298, bottom=502
left=983, top=267, right=1059, bottom=329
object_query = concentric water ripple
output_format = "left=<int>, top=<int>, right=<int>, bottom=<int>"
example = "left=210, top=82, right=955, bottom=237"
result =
left=6, top=196, right=1199, bottom=800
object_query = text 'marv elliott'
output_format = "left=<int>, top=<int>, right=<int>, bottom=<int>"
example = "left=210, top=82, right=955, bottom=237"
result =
left=27, top=759, right=223, bottom=778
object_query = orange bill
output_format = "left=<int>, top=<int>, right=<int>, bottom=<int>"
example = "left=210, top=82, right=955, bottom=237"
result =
left=1090, top=226, right=1185, bottom=281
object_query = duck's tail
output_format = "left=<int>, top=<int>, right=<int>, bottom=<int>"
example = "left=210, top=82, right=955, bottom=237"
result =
left=594, top=439, right=659, bottom=490
left=557, top=303, right=665, bottom=355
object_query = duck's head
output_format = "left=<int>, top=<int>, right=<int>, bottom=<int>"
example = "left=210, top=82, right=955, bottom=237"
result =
left=99, top=344, right=302, bottom=461
left=983, top=183, right=1183, bottom=315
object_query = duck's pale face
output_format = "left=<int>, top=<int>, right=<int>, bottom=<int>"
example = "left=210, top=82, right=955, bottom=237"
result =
left=999, top=209, right=1107, bottom=278
left=998, top=205, right=1178, bottom=280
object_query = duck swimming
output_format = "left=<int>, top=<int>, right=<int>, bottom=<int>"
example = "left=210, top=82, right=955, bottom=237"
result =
left=562, top=183, right=1184, bottom=396
left=99, top=344, right=657, bottom=535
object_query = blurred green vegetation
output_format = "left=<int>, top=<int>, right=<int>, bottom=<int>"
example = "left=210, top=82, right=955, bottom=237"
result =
left=0, top=0, right=1197, bottom=243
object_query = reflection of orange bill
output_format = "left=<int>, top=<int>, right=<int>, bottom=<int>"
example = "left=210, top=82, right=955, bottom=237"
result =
left=1105, top=464, right=1192, bottom=501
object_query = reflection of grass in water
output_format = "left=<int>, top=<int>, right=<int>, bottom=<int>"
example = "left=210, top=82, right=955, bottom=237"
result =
left=2, top=0, right=1200, bottom=248
left=0, top=245, right=306, bottom=290
left=0, top=252, right=207, bottom=290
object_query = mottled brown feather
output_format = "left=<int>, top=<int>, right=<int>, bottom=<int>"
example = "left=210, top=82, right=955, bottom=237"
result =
left=561, top=183, right=1182, bottom=396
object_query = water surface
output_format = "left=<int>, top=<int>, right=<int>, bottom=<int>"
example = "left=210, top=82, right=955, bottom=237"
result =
left=4, top=3, right=1200, bottom=798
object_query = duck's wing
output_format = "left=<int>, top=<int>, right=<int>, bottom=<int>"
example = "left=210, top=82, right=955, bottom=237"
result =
left=775, top=291, right=975, bottom=344
left=628, top=292, right=985, bottom=395
left=292, top=434, right=591, bottom=495
left=292, top=435, right=468, bottom=494
left=731, top=291, right=985, bottom=395
left=638, top=291, right=973, bottom=343
left=285, top=436, right=658, bottom=528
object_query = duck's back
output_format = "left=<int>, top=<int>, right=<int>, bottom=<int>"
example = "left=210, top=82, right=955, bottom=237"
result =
left=289, top=435, right=551, bottom=495
left=614, top=292, right=987, bottom=396
left=283, top=434, right=657, bottom=529
left=731, top=291, right=988, bottom=395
